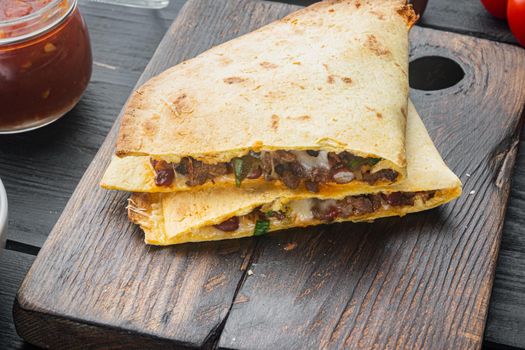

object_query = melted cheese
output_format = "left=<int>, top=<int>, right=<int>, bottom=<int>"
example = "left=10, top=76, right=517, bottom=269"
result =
left=291, top=151, right=330, bottom=170
left=288, top=199, right=314, bottom=222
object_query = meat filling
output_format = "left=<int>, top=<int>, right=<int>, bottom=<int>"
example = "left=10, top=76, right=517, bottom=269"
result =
left=212, top=190, right=437, bottom=232
left=311, top=191, right=436, bottom=222
left=151, top=150, right=397, bottom=191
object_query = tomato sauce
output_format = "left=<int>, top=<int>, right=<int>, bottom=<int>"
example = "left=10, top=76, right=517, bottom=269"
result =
left=0, top=0, right=92, bottom=132
left=1, top=0, right=54, bottom=21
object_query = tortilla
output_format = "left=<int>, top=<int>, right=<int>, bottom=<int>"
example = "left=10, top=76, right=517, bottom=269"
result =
left=110, top=0, right=417, bottom=193
left=127, top=102, right=462, bottom=245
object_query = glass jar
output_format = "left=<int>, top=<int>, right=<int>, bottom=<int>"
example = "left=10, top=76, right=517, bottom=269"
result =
left=0, top=0, right=92, bottom=133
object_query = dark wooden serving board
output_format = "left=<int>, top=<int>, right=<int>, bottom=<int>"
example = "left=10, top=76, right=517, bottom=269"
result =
left=13, top=0, right=525, bottom=349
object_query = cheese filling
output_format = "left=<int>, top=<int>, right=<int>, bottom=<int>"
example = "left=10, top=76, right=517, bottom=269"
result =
left=150, top=150, right=398, bottom=192
left=211, top=190, right=438, bottom=234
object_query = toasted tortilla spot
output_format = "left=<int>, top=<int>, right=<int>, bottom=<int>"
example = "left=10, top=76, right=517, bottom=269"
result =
left=394, top=62, right=408, bottom=76
left=328, top=9, right=335, bottom=13
left=355, top=1, right=361, bottom=9
left=265, top=91, right=286, bottom=99
left=288, top=115, right=311, bottom=121
left=260, top=61, right=278, bottom=69
left=171, top=93, right=187, bottom=107
left=224, top=77, right=246, bottom=84
left=292, top=61, right=301, bottom=65
left=219, top=57, right=233, bottom=65
left=376, top=112, right=383, bottom=119
left=364, top=34, right=391, bottom=56
left=370, top=10, right=385, bottom=20
left=327, top=75, right=336, bottom=84
left=167, top=93, right=194, bottom=116
left=341, top=77, right=353, bottom=84
left=271, top=114, right=280, bottom=130
left=290, top=82, right=305, bottom=90
left=143, top=119, right=158, bottom=136
left=397, top=4, right=419, bottom=28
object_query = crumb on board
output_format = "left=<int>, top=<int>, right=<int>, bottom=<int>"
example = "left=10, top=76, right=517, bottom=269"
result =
left=247, top=269, right=253, bottom=276
left=283, top=242, right=298, bottom=251
left=469, top=190, right=476, bottom=195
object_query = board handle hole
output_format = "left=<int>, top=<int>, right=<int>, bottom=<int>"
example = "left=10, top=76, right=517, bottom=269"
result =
left=409, top=56, right=464, bottom=91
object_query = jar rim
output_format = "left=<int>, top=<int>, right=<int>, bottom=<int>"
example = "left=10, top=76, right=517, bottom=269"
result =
left=0, top=0, right=77, bottom=45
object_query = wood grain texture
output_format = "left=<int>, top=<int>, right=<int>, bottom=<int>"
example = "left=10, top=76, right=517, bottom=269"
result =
left=9, top=0, right=525, bottom=349
left=0, top=250, right=37, bottom=350
left=419, top=0, right=516, bottom=46
left=0, top=0, right=186, bottom=248
left=217, top=16, right=525, bottom=350
left=485, top=140, right=525, bottom=349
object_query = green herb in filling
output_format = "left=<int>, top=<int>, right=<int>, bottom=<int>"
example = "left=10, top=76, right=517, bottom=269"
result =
left=368, top=157, right=381, bottom=165
left=345, top=156, right=381, bottom=171
left=233, top=155, right=258, bottom=187
left=233, top=158, right=244, bottom=187
left=254, top=219, right=270, bottom=236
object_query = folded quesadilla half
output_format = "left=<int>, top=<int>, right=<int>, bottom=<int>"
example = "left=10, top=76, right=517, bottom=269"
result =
left=110, top=0, right=417, bottom=194
left=127, top=102, right=462, bottom=245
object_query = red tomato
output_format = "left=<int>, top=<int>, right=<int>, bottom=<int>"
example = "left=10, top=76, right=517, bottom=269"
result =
left=480, top=0, right=508, bottom=19
left=508, top=0, right=525, bottom=47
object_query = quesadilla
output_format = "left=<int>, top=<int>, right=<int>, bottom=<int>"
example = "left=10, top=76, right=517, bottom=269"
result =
left=127, top=102, right=462, bottom=245
left=110, top=0, right=417, bottom=194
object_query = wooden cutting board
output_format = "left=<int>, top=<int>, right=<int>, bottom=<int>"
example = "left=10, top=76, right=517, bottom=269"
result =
left=13, top=0, right=525, bottom=349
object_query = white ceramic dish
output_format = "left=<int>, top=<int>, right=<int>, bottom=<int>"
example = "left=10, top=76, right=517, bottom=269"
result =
left=0, top=178, right=7, bottom=253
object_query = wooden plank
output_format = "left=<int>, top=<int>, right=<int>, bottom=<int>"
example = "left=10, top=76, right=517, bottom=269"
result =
left=419, top=0, right=517, bottom=45
left=13, top=1, right=296, bottom=349
left=12, top=0, right=525, bottom=349
left=485, top=140, right=525, bottom=349
left=2, top=0, right=523, bottom=347
left=274, top=0, right=518, bottom=45
left=0, top=250, right=37, bottom=349
left=218, top=24, right=525, bottom=350
left=0, top=0, right=186, bottom=248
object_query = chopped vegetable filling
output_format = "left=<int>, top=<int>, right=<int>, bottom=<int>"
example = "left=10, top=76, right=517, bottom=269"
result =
left=211, top=190, right=437, bottom=233
left=254, top=219, right=270, bottom=236
left=151, top=150, right=396, bottom=191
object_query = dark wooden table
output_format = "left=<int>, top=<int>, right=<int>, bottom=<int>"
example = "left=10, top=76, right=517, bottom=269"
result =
left=0, top=0, right=523, bottom=349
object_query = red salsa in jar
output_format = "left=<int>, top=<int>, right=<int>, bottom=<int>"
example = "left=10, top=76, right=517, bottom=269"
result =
left=1, top=1, right=54, bottom=20
left=0, top=0, right=92, bottom=133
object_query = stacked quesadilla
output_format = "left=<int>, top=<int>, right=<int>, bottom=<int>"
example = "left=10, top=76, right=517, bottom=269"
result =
left=101, top=0, right=461, bottom=245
